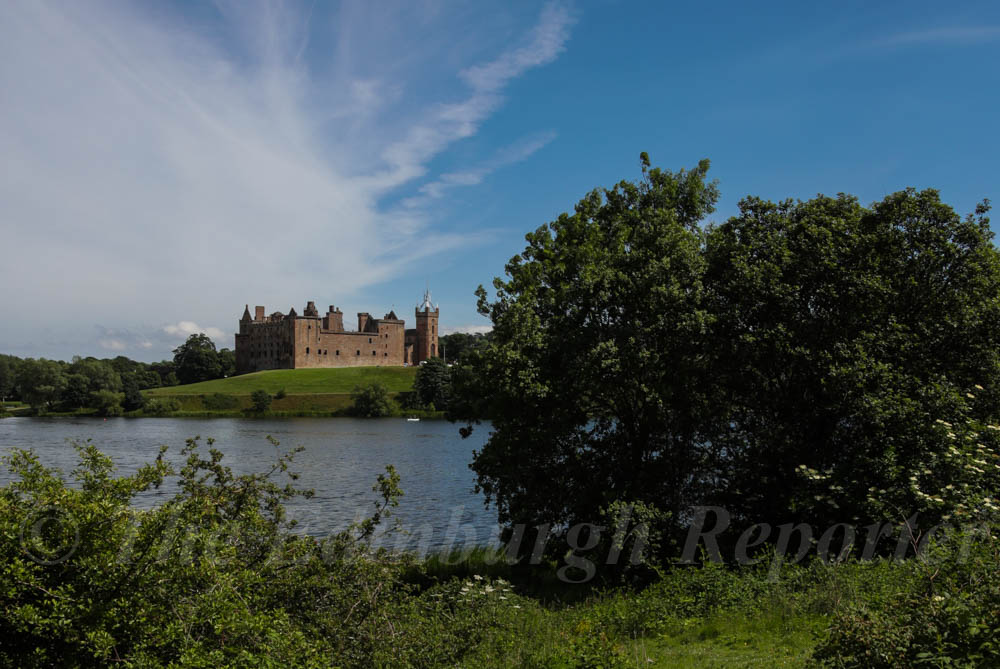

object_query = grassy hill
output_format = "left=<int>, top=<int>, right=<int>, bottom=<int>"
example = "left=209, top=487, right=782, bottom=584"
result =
left=140, top=367, right=425, bottom=416
left=146, top=367, right=418, bottom=396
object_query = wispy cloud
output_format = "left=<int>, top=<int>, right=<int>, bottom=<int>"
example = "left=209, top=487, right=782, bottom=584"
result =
left=372, top=2, right=574, bottom=190
left=403, top=131, right=557, bottom=207
left=0, top=1, right=572, bottom=359
left=875, top=26, right=1000, bottom=48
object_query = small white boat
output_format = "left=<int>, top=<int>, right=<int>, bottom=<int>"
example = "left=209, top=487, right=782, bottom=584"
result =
left=406, top=417, right=420, bottom=422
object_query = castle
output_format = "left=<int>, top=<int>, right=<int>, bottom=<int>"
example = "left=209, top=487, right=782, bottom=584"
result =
left=234, top=290, right=439, bottom=374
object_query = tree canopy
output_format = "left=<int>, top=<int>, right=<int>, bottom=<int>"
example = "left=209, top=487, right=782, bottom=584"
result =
left=455, top=154, right=1000, bottom=558
left=414, top=358, right=452, bottom=410
left=172, top=334, right=223, bottom=385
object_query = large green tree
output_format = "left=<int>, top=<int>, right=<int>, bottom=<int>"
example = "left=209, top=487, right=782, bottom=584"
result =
left=218, top=348, right=236, bottom=378
left=439, top=333, right=489, bottom=364
left=0, top=356, right=15, bottom=403
left=704, top=190, right=1000, bottom=530
left=457, top=155, right=1000, bottom=558
left=172, top=334, right=223, bottom=385
left=16, top=359, right=67, bottom=412
left=414, top=358, right=452, bottom=410
left=455, top=155, right=720, bottom=543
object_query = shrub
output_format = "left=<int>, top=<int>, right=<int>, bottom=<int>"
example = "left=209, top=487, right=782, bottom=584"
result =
left=201, top=392, right=240, bottom=411
left=142, top=398, right=181, bottom=416
left=275, top=388, right=287, bottom=400
left=250, top=389, right=272, bottom=412
left=814, top=528, right=1000, bottom=667
left=89, top=390, right=124, bottom=417
left=0, top=438, right=407, bottom=668
left=351, top=382, right=396, bottom=417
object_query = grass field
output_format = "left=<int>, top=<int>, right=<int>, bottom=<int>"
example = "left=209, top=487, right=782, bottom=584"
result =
left=145, top=367, right=418, bottom=396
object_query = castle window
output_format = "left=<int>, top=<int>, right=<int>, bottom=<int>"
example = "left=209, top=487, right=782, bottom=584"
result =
left=306, top=347, right=310, bottom=354
left=368, top=337, right=372, bottom=343
left=372, top=350, right=376, bottom=355
left=336, top=350, right=339, bottom=356
left=356, top=350, right=360, bottom=356
left=384, top=352, right=388, bottom=357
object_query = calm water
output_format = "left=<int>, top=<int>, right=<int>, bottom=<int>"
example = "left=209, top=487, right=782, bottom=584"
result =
left=0, top=417, right=499, bottom=552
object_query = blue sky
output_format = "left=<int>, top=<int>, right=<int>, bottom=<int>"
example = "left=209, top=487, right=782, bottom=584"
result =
left=2, top=1, right=999, bottom=361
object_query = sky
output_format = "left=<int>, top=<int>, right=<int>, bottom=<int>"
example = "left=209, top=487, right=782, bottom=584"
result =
left=2, top=0, right=999, bottom=361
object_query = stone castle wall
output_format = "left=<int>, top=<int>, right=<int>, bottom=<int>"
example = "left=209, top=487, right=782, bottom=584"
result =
left=235, top=298, right=434, bottom=374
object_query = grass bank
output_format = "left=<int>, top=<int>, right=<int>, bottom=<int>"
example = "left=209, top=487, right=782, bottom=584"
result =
left=132, top=366, right=436, bottom=417
left=146, top=367, right=418, bottom=396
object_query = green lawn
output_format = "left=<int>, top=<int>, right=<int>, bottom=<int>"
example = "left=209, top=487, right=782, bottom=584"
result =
left=146, top=367, right=418, bottom=396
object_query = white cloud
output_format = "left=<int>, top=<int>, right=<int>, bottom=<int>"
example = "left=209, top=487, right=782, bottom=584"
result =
left=99, top=339, right=128, bottom=352
left=442, top=324, right=493, bottom=336
left=164, top=322, right=226, bottom=341
left=0, top=1, right=572, bottom=360
left=459, top=3, right=574, bottom=92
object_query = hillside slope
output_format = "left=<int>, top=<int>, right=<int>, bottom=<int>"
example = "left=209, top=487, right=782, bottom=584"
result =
left=146, top=367, right=418, bottom=396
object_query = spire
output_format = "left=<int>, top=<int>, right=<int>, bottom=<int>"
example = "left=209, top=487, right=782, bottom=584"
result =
left=420, top=286, right=435, bottom=311
left=241, top=304, right=251, bottom=321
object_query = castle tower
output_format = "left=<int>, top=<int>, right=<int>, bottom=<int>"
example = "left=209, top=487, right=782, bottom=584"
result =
left=414, top=288, right=439, bottom=363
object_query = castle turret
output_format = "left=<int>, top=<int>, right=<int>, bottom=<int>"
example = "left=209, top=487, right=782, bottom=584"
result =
left=414, top=288, right=439, bottom=363
left=240, top=305, right=252, bottom=334
left=324, top=305, right=344, bottom=332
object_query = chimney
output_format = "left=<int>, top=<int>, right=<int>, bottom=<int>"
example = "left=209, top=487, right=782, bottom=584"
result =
left=254, top=306, right=265, bottom=321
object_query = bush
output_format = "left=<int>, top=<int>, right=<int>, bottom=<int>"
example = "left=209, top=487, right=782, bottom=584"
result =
left=396, top=390, right=423, bottom=410
left=814, top=528, right=1000, bottom=667
left=275, top=388, right=287, bottom=400
left=250, top=389, right=272, bottom=412
left=350, top=382, right=396, bottom=418
left=0, top=438, right=407, bottom=668
left=201, top=392, right=240, bottom=410
left=89, top=390, right=124, bottom=417
left=142, top=398, right=181, bottom=416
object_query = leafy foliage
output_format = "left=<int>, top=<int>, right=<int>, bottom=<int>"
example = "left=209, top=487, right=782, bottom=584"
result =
left=351, top=382, right=396, bottom=417
left=414, top=357, right=452, bottom=410
left=250, top=389, right=272, bottom=412
left=439, top=332, right=490, bottom=363
left=89, top=389, right=124, bottom=416
left=457, top=154, right=1000, bottom=561
left=0, top=439, right=408, bottom=668
left=705, top=191, right=1000, bottom=532
left=455, top=154, right=719, bottom=548
left=172, top=334, right=223, bottom=385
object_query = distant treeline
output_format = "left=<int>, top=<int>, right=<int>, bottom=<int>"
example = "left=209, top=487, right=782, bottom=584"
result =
left=0, top=331, right=488, bottom=415
left=0, top=334, right=235, bottom=415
